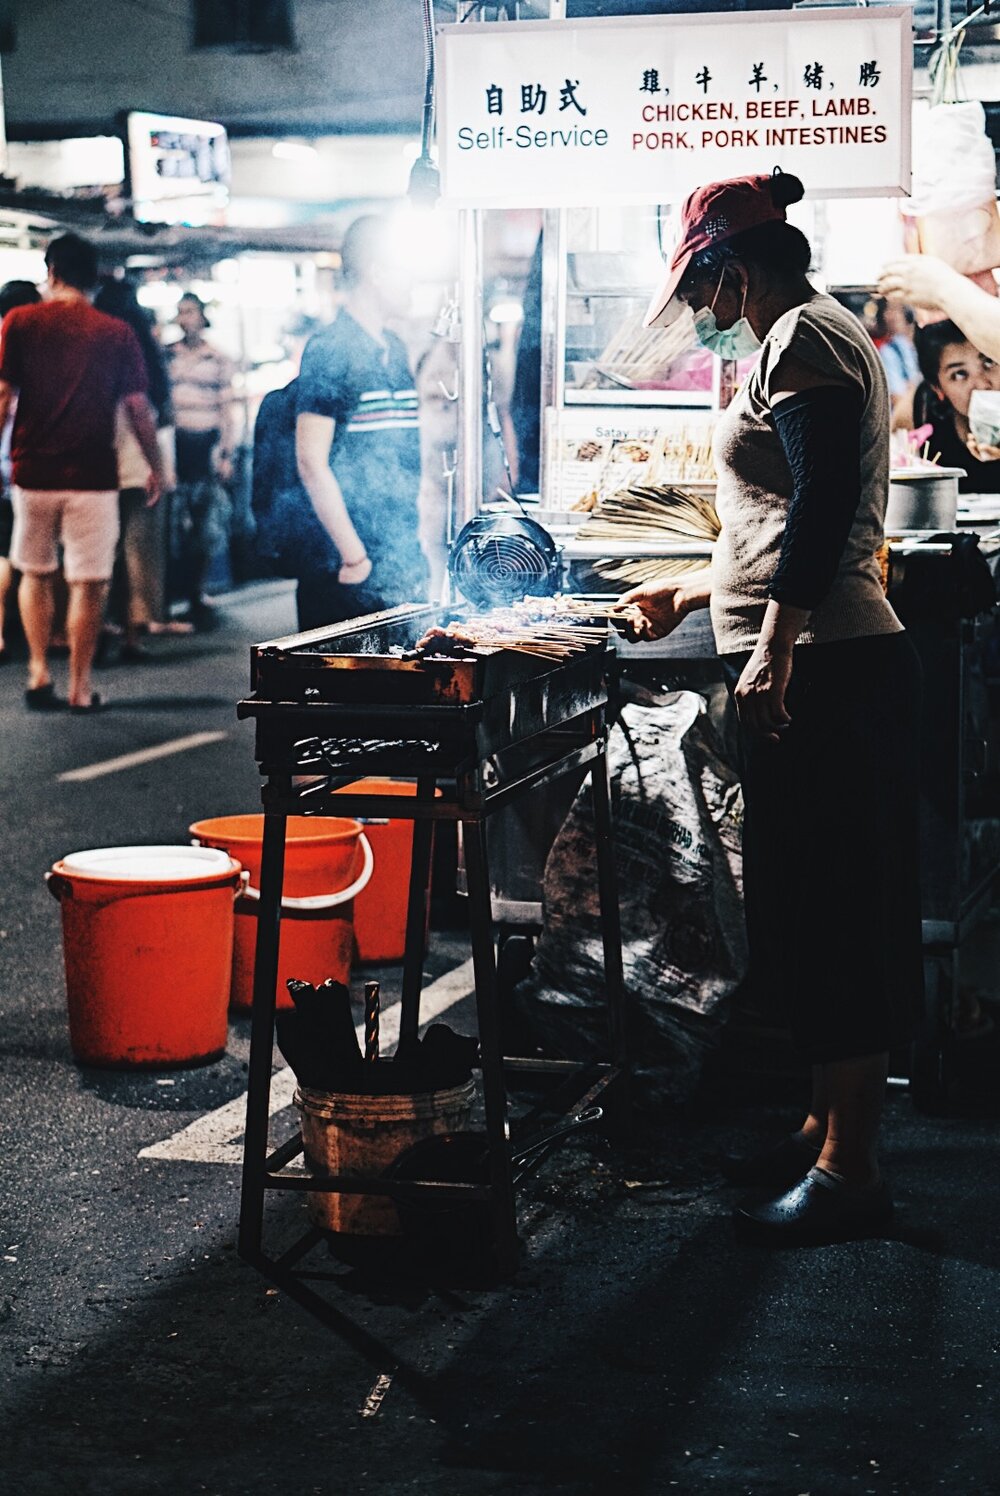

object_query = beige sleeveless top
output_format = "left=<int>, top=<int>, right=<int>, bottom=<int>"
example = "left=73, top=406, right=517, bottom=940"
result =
left=710, top=293, right=902, bottom=654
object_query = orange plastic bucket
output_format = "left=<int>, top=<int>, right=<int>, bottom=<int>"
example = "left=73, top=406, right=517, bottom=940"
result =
left=333, top=780, right=437, bottom=963
left=189, top=815, right=372, bottom=1010
left=47, top=845, right=242, bottom=1068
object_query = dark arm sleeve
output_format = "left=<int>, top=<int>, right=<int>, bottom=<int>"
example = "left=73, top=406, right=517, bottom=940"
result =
left=769, top=385, right=864, bottom=611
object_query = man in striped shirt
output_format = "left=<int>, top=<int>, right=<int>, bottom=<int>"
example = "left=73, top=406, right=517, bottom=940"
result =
left=294, top=216, right=428, bottom=630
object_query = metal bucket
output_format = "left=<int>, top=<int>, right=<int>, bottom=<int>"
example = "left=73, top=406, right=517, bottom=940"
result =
left=886, top=469, right=963, bottom=532
left=294, top=1078, right=476, bottom=1236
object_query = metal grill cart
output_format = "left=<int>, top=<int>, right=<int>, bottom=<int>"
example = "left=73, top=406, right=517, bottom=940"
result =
left=236, top=604, right=629, bottom=1288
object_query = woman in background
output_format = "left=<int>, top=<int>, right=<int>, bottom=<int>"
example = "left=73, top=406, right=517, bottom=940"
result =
left=912, top=319, right=1000, bottom=493
left=94, top=278, right=184, bottom=658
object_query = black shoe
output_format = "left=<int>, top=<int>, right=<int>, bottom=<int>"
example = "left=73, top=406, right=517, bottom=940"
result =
left=719, top=1133, right=820, bottom=1189
left=24, top=682, right=66, bottom=712
left=69, top=692, right=110, bottom=715
left=182, top=601, right=218, bottom=632
left=735, top=1167, right=894, bottom=1246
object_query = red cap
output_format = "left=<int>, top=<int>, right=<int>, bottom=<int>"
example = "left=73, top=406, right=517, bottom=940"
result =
left=644, top=172, right=789, bottom=328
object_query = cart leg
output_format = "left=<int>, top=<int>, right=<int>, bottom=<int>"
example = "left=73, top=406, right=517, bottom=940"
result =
left=911, top=945, right=958, bottom=1114
left=591, top=741, right=632, bottom=1126
left=398, top=776, right=436, bottom=1052
left=463, top=817, right=520, bottom=1278
left=239, top=801, right=288, bottom=1262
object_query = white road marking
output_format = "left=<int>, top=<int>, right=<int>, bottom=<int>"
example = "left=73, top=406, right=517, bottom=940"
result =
left=139, top=957, right=477, bottom=1165
left=58, top=730, right=228, bottom=783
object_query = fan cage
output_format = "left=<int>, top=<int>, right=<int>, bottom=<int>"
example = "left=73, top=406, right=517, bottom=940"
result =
left=449, top=519, right=559, bottom=609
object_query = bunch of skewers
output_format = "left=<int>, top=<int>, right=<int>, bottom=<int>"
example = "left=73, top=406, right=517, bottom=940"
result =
left=581, top=483, right=720, bottom=590
left=655, top=428, right=717, bottom=485
left=591, top=311, right=702, bottom=390
left=410, top=597, right=628, bottom=662
left=586, top=484, right=721, bottom=543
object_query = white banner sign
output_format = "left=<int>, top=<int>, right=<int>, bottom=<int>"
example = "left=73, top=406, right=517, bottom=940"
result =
left=438, top=9, right=911, bottom=207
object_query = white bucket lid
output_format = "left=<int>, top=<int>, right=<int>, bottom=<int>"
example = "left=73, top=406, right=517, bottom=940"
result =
left=59, top=844, right=238, bottom=883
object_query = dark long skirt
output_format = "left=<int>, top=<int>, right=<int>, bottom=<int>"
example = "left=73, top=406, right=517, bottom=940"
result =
left=722, top=631, right=924, bottom=1065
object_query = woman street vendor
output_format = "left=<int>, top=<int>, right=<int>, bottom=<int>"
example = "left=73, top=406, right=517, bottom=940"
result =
left=619, top=171, right=923, bottom=1245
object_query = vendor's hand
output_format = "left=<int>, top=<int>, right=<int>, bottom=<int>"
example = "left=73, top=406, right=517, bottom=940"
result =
left=734, top=644, right=793, bottom=744
left=338, top=554, right=372, bottom=587
left=215, top=453, right=234, bottom=484
left=610, top=580, right=693, bottom=641
left=966, top=435, right=1000, bottom=463
left=878, top=254, right=962, bottom=314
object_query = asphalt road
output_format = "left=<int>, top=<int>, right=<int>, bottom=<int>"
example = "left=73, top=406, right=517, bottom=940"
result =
left=1, top=581, right=998, bottom=1495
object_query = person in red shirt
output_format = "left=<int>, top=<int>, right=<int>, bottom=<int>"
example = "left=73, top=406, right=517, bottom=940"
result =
left=0, top=233, right=164, bottom=711
left=0, top=279, right=42, bottom=664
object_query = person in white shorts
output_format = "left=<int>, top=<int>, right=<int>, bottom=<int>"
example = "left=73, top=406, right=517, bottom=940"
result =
left=0, top=233, right=163, bottom=711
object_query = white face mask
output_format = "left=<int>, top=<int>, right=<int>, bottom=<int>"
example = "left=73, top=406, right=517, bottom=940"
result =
left=692, top=264, right=762, bottom=360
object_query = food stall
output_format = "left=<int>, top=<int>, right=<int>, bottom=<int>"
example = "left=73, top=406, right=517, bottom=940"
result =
left=435, top=4, right=1000, bottom=1106
left=237, top=3, right=1000, bottom=1300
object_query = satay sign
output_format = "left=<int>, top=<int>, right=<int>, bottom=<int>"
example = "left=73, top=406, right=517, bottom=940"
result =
left=437, top=9, right=911, bottom=206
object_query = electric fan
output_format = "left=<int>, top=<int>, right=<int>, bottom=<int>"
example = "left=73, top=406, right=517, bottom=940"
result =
left=448, top=513, right=561, bottom=610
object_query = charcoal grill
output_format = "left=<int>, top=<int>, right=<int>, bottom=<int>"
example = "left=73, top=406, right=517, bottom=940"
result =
left=236, top=603, right=629, bottom=1289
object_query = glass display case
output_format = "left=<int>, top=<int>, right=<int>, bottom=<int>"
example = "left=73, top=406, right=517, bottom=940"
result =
left=548, top=203, right=721, bottom=411
left=538, top=204, right=729, bottom=528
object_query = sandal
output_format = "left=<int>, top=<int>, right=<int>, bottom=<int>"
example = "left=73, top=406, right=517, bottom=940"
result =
left=147, top=619, right=194, bottom=637
left=69, top=693, right=110, bottom=715
left=25, top=682, right=66, bottom=712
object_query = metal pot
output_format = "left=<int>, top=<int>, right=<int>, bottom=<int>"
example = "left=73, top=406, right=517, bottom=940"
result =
left=886, top=468, right=963, bottom=533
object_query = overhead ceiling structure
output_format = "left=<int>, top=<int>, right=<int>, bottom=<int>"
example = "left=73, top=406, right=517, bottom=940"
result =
left=1, top=0, right=461, bottom=141
left=4, top=0, right=997, bottom=144
left=3, top=0, right=1000, bottom=263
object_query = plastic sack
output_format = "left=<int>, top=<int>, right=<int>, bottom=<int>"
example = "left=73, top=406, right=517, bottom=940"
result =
left=904, top=103, right=1000, bottom=280
left=515, top=691, right=747, bottom=1106
left=968, top=388, right=1000, bottom=448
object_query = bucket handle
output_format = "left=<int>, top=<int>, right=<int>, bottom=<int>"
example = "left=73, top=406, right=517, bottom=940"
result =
left=46, top=867, right=246, bottom=905
left=45, top=871, right=73, bottom=903
left=236, top=832, right=373, bottom=914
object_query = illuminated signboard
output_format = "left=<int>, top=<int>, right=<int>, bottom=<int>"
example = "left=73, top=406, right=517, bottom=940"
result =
left=126, top=111, right=230, bottom=226
left=438, top=9, right=911, bottom=206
